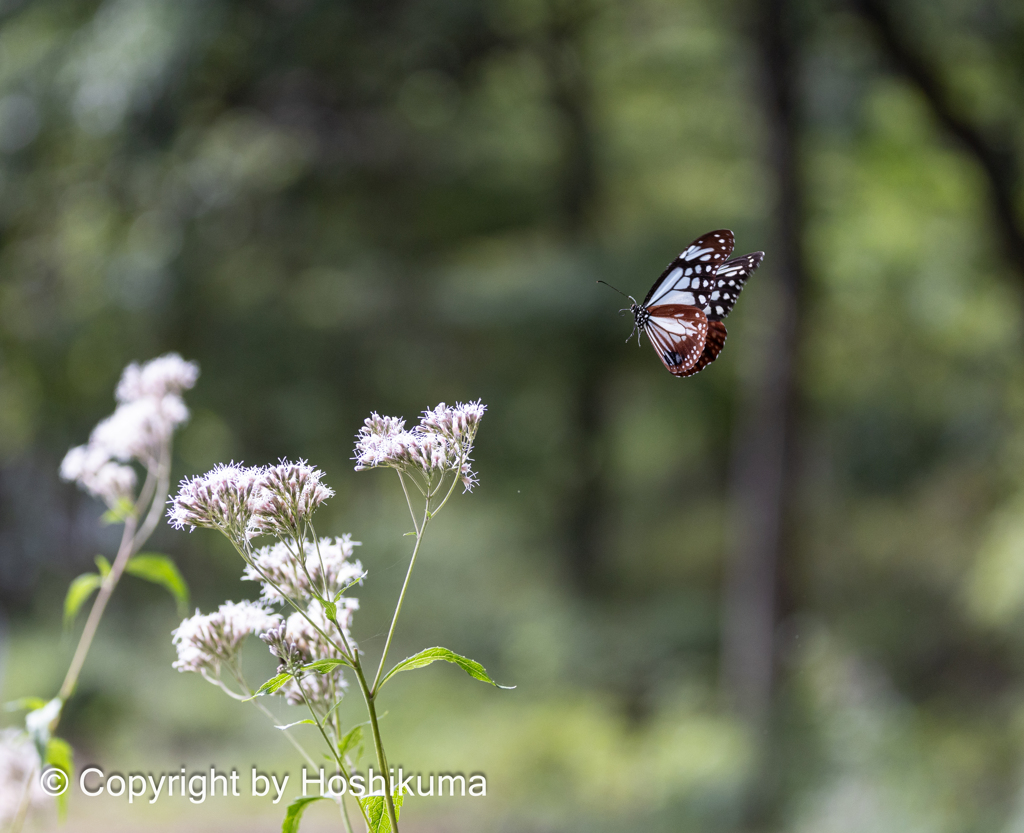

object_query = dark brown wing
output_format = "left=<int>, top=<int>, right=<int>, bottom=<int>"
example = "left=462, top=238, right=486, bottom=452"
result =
left=643, top=230, right=736, bottom=306
left=677, top=320, right=727, bottom=377
left=705, top=252, right=764, bottom=321
left=643, top=304, right=709, bottom=376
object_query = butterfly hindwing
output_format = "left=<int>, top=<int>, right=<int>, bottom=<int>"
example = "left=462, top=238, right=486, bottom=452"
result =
left=704, top=252, right=764, bottom=321
left=678, top=320, right=727, bottom=377
left=643, top=230, right=736, bottom=307
left=643, top=304, right=709, bottom=376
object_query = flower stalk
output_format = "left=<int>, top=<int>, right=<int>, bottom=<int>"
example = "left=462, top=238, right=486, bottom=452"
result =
left=7, top=354, right=198, bottom=833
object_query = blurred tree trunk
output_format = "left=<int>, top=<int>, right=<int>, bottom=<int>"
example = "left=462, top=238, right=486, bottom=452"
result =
left=851, top=0, right=1024, bottom=277
left=721, top=0, right=807, bottom=815
left=541, top=0, right=609, bottom=594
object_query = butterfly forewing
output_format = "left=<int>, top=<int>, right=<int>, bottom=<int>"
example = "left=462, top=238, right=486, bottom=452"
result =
left=643, top=230, right=735, bottom=307
left=643, top=305, right=709, bottom=376
left=705, top=252, right=764, bottom=321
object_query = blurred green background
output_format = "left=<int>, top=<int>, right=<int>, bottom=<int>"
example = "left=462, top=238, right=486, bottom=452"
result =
left=3, top=0, right=1024, bottom=830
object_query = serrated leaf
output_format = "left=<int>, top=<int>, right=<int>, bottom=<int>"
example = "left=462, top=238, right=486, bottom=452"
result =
left=64, top=573, right=103, bottom=629
left=302, top=658, right=351, bottom=674
left=125, top=553, right=189, bottom=615
left=4, top=697, right=47, bottom=713
left=246, top=671, right=293, bottom=700
left=379, top=647, right=514, bottom=691
left=275, top=719, right=316, bottom=730
left=46, top=737, right=73, bottom=819
left=359, top=793, right=404, bottom=833
left=281, top=795, right=329, bottom=833
left=94, top=555, right=111, bottom=577
left=322, top=600, right=337, bottom=621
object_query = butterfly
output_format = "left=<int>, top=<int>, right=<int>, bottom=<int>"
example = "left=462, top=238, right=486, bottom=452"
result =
left=613, top=230, right=764, bottom=377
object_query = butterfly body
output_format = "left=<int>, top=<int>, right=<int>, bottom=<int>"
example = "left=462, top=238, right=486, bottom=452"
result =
left=628, top=230, right=763, bottom=377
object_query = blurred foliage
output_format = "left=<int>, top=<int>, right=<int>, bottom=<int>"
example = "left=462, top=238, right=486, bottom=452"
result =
left=2, top=0, right=1024, bottom=830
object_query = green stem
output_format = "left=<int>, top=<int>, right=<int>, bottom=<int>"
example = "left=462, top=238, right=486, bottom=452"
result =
left=229, top=665, right=319, bottom=770
left=371, top=490, right=431, bottom=695
left=396, top=473, right=420, bottom=535
left=230, top=540, right=353, bottom=662
left=58, top=514, right=138, bottom=702
left=352, top=659, right=399, bottom=833
left=294, top=674, right=365, bottom=832
left=427, top=451, right=468, bottom=518
left=308, top=521, right=331, bottom=600
left=58, top=443, right=174, bottom=702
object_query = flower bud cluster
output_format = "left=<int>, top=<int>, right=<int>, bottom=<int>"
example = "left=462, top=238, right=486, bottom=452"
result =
left=167, top=459, right=332, bottom=543
left=243, top=535, right=363, bottom=603
left=353, top=400, right=486, bottom=490
left=259, top=624, right=300, bottom=666
left=172, top=600, right=281, bottom=676
left=61, top=353, right=198, bottom=507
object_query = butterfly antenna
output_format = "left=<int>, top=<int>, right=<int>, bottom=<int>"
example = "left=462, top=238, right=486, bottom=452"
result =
left=597, top=280, right=629, bottom=299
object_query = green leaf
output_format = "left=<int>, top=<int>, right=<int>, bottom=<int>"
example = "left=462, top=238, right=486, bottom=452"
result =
left=45, top=737, right=74, bottom=819
left=359, top=793, right=404, bottom=833
left=281, top=795, right=329, bottom=833
left=94, top=555, right=111, bottom=577
left=26, top=697, right=62, bottom=763
left=302, top=658, right=351, bottom=674
left=100, top=497, right=135, bottom=524
left=332, top=571, right=366, bottom=601
left=4, top=697, right=47, bottom=713
left=337, top=724, right=363, bottom=760
left=274, top=719, right=316, bottom=730
left=125, top=553, right=189, bottom=615
left=64, top=573, right=103, bottom=629
left=379, top=647, right=514, bottom=691
left=322, top=600, right=337, bottom=621
left=246, top=672, right=293, bottom=700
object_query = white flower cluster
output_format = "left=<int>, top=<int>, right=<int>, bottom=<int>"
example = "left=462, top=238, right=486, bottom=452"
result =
left=0, top=729, right=50, bottom=824
left=61, top=353, right=198, bottom=507
left=172, top=600, right=281, bottom=676
left=251, top=460, right=335, bottom=538
left=353, top=400, right=486, bottom=490
left=167, top=463, right=261, bottom=541
left=167, top=459, right=332, bottom=543
left=243, top=535, right=363, bottom=603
